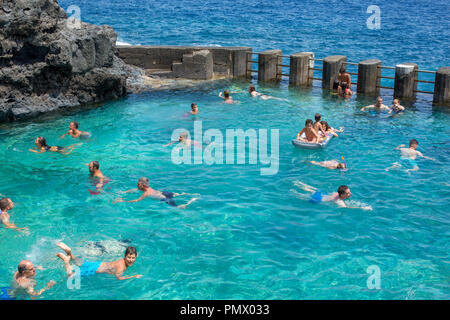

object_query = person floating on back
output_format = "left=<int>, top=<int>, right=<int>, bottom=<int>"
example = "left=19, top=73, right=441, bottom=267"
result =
left=293, top=181, right=372, bottom=210
left=0, top=197, right=28, bottom=232
left=9, top=260, right=55, bottom=299
left=29, top=136, right=77, bottom=154
left=297, top=119, right=322, bottom=143
left=55, top=242, right=142, bottom=280
left=385, top=139, right=435, bottom=173
left=60, top=121, right=91, bottom=139
left=113, top=177, right=198, bottom=209
left=361, top=97, right=391, bottom=113
left=388, top=99, right=405, bottom=114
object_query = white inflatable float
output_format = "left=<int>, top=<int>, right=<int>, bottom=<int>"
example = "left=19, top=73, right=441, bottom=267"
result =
left=292, top=134, right=333, bottom=149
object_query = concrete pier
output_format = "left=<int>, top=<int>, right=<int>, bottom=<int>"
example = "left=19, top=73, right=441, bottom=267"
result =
left=322, top=55, right=347, bottom=90
left=357, top=59, right=381, bottom=95
left=394, top=63, right=418, bottom=99
left=289, top=52, right=314, bottom=86
left=433, top=67, right=450, bottom=106
left=258, top=50, right=282, bottom=82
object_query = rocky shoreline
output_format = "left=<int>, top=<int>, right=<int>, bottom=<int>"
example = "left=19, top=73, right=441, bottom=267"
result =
left=0, top=0, right=212, bottom=123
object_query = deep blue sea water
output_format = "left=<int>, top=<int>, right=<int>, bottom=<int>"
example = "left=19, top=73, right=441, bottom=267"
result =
left=0, top=0, right=449, bottom=300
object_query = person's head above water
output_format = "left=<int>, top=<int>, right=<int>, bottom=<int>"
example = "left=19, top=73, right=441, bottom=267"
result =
left=314, top=113, right=321, bottom=122
left=376, top=96, right=383, bottom=106
left=35, top=136, right=48, bottom=148
left=89, top=161, right=100, bottom=174
left=17, top=260, right=36, bottom=278
left=178, top=132, right=189, bottom=142
left=337, top=185, right=351, bottom=200
left=69, top=121, right=79, bottom=130
left=223, top=91, right=230, bottom=98
left=320, top=120, right=330, bottom=131
left=191, top=103, right=197, bottom=110
left=0, top=197, right=13, bottom=211
left=409, top=139, right=419, bottom=149
left=336, top=163, right=347, bottom=169
left=305, top=119, right=313, bottom=128
left=137, top=177, right=149, bottom=190
left=249, top=85, right=256, bottom=93
left=124, top=246, right=138, bottom=267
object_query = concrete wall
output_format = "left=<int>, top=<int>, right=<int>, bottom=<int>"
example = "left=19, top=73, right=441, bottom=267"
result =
left=116, top=45, right=252, bottom=78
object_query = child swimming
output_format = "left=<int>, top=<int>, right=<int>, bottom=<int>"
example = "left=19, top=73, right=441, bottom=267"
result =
left=293, top=181, right=372, bottom=210
left=385, top=139, right=435, bottom=173
left=55, top=242, right=142, bottom=280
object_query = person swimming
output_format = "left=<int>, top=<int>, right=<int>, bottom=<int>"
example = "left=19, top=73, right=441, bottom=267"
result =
left=9, top=260, right=55, bottom=299
left=113, top=177, right=198, bottom=209
left=293, top=181, right=372, bottom=210
left=361, top=97, right=391, bottom=113
left=55, top=242, right=142, bottom=280
left=385, top=139, right=435, bottom=173
left=297, top=119, right=322, bottom=143
left=308, top=160, right=347, bottom=170
left=60, top=121, right=91, bottom=139
left=219, top=90, right=234, bottom=104
left=164, top=132, right=200, bottom=148
left=388, top=99, right=405, bottom=114
left=248, top=85, right=288, bottom=101
left=0, top=197, right=28, bottom=232
left=29, top=137, right=77, bottom=154
left=85, top=161, right=110, bottom=194
left=190, top=103, right=199, bottom=115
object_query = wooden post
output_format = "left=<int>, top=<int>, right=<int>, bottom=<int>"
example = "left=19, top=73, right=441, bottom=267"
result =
left=394, top=63, right=418, bottom=99
left=433, top=67, right=450, bottom=106
left=322, top=55, right=347, bottom=90
left=289, top=52, right=314, bottom=86
left=357, top=59, right=381, bottom=95
left=258, top=50, right=282, bottom=82
left=232, top=48, right=253, bottom=79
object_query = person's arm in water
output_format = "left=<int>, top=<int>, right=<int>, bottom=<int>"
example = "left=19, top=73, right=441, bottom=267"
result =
left=361, top=105, right=374, bottom=111
left=218, top=92, right=225, bottom=100
left=335, top=199, right=372, bottom=210
left=114, top=193, right=147, bottom=203
left=29, top=148, right=45, bottom=153
left=115, top=273, right=143, bottom=280
left=163, top=141, right=178, bottom=147
left=416, top=150, right=435, bottom=161
left=394, top=144, right=405, bottom=150
left=0, top=214, right=28, bottom=232
left=25, top=280, right=56, bottom=297
left=296, top=128, right=305, bottom=140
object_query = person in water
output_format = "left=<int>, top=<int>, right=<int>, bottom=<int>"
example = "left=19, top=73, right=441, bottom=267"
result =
left=293, top=181, right=372, bottom=210
left=164, top=132, right=199, bottom=148
left=320, top=121, right=344, bottom=137
left=113, top=177, right=198, bottom=209
left=190, top=103, right=199, bottom=115
left=0, top=198, right=28, bottom=232
left=361, top=97, right=391, bottom=112
left=313, top=114, right=327, bottom=137
left=308, top=160, right=347, bottom=170
left=338, top=65, right=351, bottom=88
left=29, top=137, right=76, bottom=154
left=297, top=119, right=322, bottom=143
left=332, top=80, right=342, bottom=95
left=385, top=139, right=435, bottom=173
left=248, top=85, right=288, bottom=101
left=9, top=260, right=55, bottom=299
left=388, top=99, right=405, bottom=114
left=219, top=90, right=234, bottom=104
left=55, top=242, right=142, bottom=280
left=340, top=82, right=352, bottom=97
left=60, top=121, right=90, bottom=139
left=85, top=161, right=109, bottom=193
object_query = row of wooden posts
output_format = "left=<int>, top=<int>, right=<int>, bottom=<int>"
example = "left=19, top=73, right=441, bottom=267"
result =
left=246, top=50, right=450, bottom=105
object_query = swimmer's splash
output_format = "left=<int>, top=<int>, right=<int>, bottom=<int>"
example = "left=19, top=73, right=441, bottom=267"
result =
left=169, top=121, right=279, bottom=175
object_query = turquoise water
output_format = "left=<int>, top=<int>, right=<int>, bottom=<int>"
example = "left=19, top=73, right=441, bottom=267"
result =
left=0, top=80, right=449, bottom=299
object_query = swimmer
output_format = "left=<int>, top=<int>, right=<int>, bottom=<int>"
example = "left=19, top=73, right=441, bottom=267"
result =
left=60, top=121, right=90, bottom=139
left=293, top=181, right=372, bottom=210
left=308, top=160, right=347, bottom=170
left=190, top=103, right=199, bottom=115
left=361, top=97, right=391, bottom=113
left=297, top=119, right=322, bottom=143
left=385, top=139, right=435, bottom=173
left=55, top=242, right=142, bottom=280
left=248, top=85, right=288, bottom=101
left=85, top=161, right=109, bottom=192
left=9, top=261, right=55, bottom=299
left=338, top=65, right=351, bottom=88
left=164, top=132, right=199, bottom=148
left=340, top=82, right=352, bottom=97
left=388, top=99, right=405, bottom=114
left=313, top=114, right=327, bottom=137
left=113, top=177, right=198, bottom=209
left=320, top=121, right=344, bottom=137
left=218, top=90, right=234, bottom=104
left=29, top=136, right=77, bottom=154
left=0, top=198, right=28, bottom=232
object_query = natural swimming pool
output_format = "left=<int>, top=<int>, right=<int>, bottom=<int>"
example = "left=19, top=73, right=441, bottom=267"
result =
left=0, top=79, right=449, bottom=299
